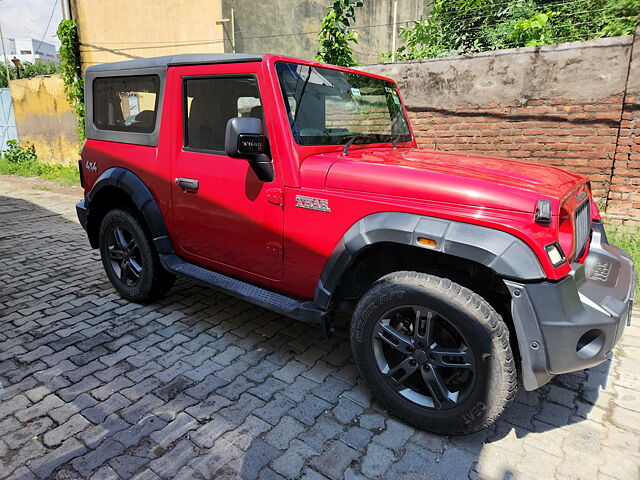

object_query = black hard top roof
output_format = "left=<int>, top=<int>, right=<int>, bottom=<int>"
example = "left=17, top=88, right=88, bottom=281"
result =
left=85, top=53, right=264, bottom=73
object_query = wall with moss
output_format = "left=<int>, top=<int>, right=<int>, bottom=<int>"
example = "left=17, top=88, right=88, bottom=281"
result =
left=9, top=75, right=78, bottom=166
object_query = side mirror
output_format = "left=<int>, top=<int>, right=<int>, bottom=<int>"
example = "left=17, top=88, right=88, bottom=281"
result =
left=225, top=117, right=274, bottom=182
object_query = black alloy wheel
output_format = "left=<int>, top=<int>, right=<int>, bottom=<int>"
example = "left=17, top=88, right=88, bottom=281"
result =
left=106, top=225, right=143, bottom=287
left=99, top=208, right=176, bottom=302
left=351, top=271, right=518, bottom=434
left=372, top=305, right=477, bottom=410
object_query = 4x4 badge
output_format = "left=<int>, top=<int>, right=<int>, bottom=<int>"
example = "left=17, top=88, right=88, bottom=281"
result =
left=295, top=195, right=331, bottom=213
left=85, top=161, right=97, bottom=172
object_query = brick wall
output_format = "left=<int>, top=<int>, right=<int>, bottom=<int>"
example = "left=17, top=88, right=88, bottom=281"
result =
left=406, top=97, right=624, bottom=200
left=607, top=24, right=640, bottom=225
left=361, top=28, right=640, bottom=224
left=608, top=97, right=640, bottom=221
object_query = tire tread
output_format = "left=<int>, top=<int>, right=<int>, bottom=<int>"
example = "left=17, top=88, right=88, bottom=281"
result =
left=350, top=271, right=518, bottom=434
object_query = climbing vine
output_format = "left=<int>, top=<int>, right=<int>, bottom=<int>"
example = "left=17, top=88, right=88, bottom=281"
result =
left=56, top=19, right=85, bottom=147
left=383, top=0, right=640, bottom=62
left=317, top=0, right=363, bottom=66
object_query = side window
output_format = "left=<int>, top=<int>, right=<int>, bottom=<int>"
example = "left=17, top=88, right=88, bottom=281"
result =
left=93, top=75, right=160, bottom=133
left=184, top=76, right=262, bottom=153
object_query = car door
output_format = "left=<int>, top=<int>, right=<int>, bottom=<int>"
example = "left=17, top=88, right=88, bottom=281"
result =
left=169, top=63, right=284, bottom=280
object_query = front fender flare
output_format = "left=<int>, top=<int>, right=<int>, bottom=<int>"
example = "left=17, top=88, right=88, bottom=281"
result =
left=314, top=212, right=545, bottom=308
left=86, top=167, right=174, bottom=254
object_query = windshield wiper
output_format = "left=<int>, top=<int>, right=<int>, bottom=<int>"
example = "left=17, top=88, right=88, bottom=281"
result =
left=342, top=135, right=377, bottom=156
left=343, top=134, right=404, bottom=155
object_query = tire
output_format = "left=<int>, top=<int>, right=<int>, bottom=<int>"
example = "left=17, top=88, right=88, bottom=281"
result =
left=99, top=208, right=175, bottom=303
left=350, top=271, right=517, bottom=435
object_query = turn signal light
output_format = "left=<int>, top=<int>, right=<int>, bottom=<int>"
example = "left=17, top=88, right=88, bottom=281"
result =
left=417, top=237, right=437, bottom=247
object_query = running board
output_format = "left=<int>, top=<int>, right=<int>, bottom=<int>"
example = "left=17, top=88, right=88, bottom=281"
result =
left=159, top=254, right=325, bottom=326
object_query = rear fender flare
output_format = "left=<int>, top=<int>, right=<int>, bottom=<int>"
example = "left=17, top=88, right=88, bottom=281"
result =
left=86, top=167, right=174, bottom=254
left=314, top=212, right=545, bottom=308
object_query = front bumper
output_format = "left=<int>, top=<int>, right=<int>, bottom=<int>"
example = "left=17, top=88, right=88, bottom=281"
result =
left=506, top=227, right=636, bottom=390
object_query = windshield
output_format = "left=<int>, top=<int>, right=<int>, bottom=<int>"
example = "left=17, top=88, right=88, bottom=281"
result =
left=276, top=62, right=412, bottom=146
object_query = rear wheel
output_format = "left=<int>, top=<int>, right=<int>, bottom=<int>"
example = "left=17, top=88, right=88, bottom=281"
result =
left=350, top=271, right=517, bottom=434
left=99, top=209, right=175, bottom=302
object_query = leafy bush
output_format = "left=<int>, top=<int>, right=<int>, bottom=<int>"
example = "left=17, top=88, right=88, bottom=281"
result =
left=0, top=140, right=78, bottom=186
left=606, top=223, right=640, bottom=297
left=383, top=0, right=640, bottom=61
left=0, top=61, right=60, bottom=88
left=317, top=0, right=363, bottom=66
left=2, top=140, right=38, bottom=165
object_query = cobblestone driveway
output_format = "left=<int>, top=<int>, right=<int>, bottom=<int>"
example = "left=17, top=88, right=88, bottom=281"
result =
left=0, top=175, right=639, bottom=480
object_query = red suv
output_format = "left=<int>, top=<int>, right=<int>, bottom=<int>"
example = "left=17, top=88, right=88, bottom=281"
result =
left=76, top=53, right=636, bottom=434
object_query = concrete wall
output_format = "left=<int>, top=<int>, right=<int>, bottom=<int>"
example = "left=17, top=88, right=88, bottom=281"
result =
left=361, top=33, right=640, bottom=224
left=70, top=0, right=225, bottom=69
left=220, top=0, right=425, bottom=62
left=9, top=75, right=78, bottom=166
left=70, top=0, right=424, bottom=68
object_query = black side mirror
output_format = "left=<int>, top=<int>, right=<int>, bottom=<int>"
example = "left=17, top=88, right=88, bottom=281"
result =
left=225, top=117, right=274, bottom=182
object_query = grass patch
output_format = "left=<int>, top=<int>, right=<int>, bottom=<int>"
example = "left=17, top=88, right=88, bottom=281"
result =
left=0, top=140, right=79, bottom=186
left=606, top=223, right=640, bottom=297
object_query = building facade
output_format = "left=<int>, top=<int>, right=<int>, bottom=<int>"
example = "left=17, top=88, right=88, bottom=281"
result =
left=1, top=38, right=58, bottom=64
left=69, top=0, right=425, bottom=69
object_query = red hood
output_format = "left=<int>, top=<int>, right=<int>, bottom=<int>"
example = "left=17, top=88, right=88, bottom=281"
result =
left=316, top=147, right=587, bottom=213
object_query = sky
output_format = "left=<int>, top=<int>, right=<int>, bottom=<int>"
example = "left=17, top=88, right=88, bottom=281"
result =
left=0, top=0, right=63, bottom=49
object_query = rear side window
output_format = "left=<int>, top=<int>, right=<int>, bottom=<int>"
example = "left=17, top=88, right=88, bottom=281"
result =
left=93, top=75, right=160, bottom=133
left=183, top=76, right=262, bottom=153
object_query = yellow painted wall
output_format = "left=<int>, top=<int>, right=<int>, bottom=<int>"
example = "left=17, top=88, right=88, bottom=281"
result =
left=9, top=75, right=78, bottom=166
left=70, top=0, right=225, bottom=70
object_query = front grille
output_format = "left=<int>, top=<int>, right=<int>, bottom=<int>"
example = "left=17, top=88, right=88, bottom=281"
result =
left=574, top=200, right=591, bottom=259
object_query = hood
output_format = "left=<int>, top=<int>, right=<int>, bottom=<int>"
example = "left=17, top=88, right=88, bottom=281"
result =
left=321, top=147, right=587, bottom=213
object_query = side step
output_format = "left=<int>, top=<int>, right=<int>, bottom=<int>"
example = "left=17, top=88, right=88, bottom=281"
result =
left=159, top=254, right=326, bottom=326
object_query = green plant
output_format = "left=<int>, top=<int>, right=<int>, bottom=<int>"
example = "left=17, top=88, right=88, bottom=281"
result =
left=511, top=12, right=554, bottom=47
left=56, top=19, right=85, bottom=148
left=0, top=61, right=60, bottom=88
left=606, top=223, right=640, bottom=297
left=2, top=139, right=37, bottom=164
left=0, top=140, right=79, bottom=186
left=317, top=0, right=363, bottom=66
left=383, top=0, right=640, bottom=62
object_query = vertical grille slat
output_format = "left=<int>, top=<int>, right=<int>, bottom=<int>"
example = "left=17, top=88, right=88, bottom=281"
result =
left=574, top=200, right=591, bottom=260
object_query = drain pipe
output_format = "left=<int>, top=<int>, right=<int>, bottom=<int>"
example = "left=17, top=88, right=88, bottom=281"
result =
left=61, top=0, right=72, bottom=20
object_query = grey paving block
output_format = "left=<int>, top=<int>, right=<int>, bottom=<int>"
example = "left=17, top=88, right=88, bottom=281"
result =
left=30, top=437, right=87, bottom=479
left=265, top=415, right=306, bottom=449
left=310, top=440, right=359, bottom=479
left=290, top=395, right=332, bottom=426
left=222, top=414, right=271, bottom=450
left=42, top=413, right=91, bottom=447
left=271, top=438, right=318, bottom=478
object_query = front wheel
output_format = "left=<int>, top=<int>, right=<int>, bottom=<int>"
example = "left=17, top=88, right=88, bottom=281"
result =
left=350, top=271, right=517, bottom=435
left=99, top=208, right=175, bottom=303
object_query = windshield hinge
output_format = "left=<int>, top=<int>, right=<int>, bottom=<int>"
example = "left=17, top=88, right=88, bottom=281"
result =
left=266, top=188, right=284, bottom=205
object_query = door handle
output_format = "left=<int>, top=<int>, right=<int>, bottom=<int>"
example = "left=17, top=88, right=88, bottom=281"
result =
left=175, top=177, right=199, bottom=192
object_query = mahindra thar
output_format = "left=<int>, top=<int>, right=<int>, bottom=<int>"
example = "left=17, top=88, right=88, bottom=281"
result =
left=76, top=53, right=636, bottom=434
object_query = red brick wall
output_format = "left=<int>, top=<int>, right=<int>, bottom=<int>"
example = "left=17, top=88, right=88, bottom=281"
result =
left=406, top=96, right=624, bottom=201
left=608, top=96, right=640, bottom=221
